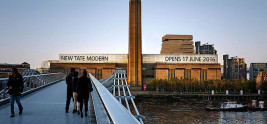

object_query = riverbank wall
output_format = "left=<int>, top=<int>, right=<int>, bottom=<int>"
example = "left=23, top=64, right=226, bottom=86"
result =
left=131, top=91, right=267, bottom=101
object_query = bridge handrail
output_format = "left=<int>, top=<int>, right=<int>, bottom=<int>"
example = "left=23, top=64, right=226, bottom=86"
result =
left=0, top=78, right=8, bottom=81
left=89, top=73, right=141, bottom=124
left=0, top=73, right=66, bottom=101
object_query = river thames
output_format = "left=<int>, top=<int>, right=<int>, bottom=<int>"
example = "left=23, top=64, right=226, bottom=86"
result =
left=132, top=98, right=267, bottom=124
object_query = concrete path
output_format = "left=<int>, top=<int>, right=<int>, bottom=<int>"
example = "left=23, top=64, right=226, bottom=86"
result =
left=0, top=81, right=90, bottom=124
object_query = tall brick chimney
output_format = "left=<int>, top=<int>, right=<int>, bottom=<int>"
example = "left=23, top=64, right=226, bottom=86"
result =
left=128, top=0, right=142, bottom=87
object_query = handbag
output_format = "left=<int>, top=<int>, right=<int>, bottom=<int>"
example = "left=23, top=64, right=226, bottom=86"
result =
left=88, top=78, right=93, bottom=92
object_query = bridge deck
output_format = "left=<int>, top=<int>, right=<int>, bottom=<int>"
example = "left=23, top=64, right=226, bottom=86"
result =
left=0, top=81, right=90, bottom=124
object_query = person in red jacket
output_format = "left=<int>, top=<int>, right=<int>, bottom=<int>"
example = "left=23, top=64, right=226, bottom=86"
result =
left=7, top=68, right=24, bottom=118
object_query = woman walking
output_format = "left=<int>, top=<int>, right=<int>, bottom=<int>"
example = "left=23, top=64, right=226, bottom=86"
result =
left=72, top=71, right=79, bottom=113
left=7, top=68, right=24, bottom=118
left=77, top=69, right=92, bottom=118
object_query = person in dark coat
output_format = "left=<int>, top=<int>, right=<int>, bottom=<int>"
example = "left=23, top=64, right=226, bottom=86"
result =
left=77, top=69, right=92, bottom=118
left=72, top=71, right=79, bottom=113
left=7, top=68, right=24, bottom=118
left=65, top=68, right=75, bottom=113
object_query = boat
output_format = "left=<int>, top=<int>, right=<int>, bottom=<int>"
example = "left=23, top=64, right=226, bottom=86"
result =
left=205, top=101, right=247, bottom=111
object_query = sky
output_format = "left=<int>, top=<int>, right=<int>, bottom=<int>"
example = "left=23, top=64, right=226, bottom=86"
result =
left=0, top=0, right=267, bottom=69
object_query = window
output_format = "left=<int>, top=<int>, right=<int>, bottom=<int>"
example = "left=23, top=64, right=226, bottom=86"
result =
left=168, top=69, right=175, bottom=80
left=142, top=75, right=154, bottom=78
left=184, top=69, right=191, bottom=79
left=200, top=69, right=207, bottom=81
left=95, top=69, right=102, bottom=80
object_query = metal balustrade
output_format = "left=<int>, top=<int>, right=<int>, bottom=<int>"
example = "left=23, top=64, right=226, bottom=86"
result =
left=22, top=69, right=41, bottom=76
left=0, top=73, right=65, bottom=102
left=112, top=70, right=144, bottom=123
left=89, top=73, right=141, bottom=124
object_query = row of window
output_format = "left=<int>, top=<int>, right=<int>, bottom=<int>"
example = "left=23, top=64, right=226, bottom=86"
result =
left=142, top=69, right=209, bottom=81
left=0, top=68, right=27, bottom=71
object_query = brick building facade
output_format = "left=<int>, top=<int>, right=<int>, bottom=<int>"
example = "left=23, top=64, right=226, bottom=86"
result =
left=50, top=54, right=221, bottom=86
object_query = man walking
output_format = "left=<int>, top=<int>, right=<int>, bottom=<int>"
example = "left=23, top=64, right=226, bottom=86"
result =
left=77, top=69, right=93, bottom=118
left=65, top=68, right=75, bottom=113
left=7, top=68, right=24, bottom=118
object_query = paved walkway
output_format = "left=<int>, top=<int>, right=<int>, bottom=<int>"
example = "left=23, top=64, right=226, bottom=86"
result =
left=0, top=81, right=89, bottom=124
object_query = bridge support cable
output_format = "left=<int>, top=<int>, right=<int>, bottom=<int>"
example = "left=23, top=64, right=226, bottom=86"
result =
left=113, top=74, right=116, bottom=96
left=121, top=74, right=131, bottom=111
left=117, top=73, right=122, bottom=103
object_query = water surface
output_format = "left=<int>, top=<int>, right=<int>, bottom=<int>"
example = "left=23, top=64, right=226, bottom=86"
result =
left=132, top=98, right=267, bottom=124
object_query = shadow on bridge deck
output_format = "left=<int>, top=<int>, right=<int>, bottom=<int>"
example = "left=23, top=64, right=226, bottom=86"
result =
left=0, top=81, right=89, bottom=124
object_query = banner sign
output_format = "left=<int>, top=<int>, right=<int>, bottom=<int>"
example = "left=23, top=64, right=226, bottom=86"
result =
left=142, top=54, right=218, bottom=64
left=59, top=54, right=127, bottom=63
left=59, top=54, right=218, bottom=64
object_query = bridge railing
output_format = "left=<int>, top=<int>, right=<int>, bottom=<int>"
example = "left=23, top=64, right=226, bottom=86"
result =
left=89, top=73, right=141, bottom=124
left=112, top=70, right=144, bottom=123
left=0, top=73, right=65, bottom=103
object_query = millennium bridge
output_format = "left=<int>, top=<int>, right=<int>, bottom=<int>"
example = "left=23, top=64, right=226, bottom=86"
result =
left=0, top=69, right=144, bottom=124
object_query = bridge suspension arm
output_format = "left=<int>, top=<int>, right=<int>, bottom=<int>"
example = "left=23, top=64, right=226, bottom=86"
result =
left=89, top=73, right=141, bottom=124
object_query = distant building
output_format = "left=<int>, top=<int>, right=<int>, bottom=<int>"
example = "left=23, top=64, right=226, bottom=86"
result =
left=38, top=60, right=59, bottom=74
left=41, top=60, right=59, bottom=69
left=256, top=72, right=267, bottom=89
left=0, top=62, right=30, bottom=78
left=160, top=35, right=195, bottom=54
left=223, top=55, right=247, bottom=79
left=249, top=63, right=267, bottom=80
left=195, top=41, right=217, bottom=54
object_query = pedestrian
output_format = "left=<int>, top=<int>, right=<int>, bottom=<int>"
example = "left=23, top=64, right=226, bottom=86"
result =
left=65, top=68, right=75, bottom=113
left=7, top=68, right=24, bottom=118
left=72, top=71, right=79, bottom=113
left=77, top=69, right=93, bottom=118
